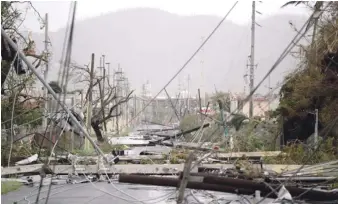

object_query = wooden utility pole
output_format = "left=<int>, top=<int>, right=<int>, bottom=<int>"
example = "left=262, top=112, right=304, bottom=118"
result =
left=125, top=79, right=130, bottom=129
left=85, top=53, right=95, bottom=150
left=164, top=88, right=180, bottom=121
left=187, top=74, right=190, bottom=113
left=71, top=96, right=75, bottom=151
left=198, top=88, right=202, bottom=121
left=43, top=13, right=49, bottom=130
left=106, top=62, right=111, bottom=82
left=115, top=64, right=123, bottom=135
left=314, top=109, right=318, bottom=148
left=177, top=153, right=194, bottom=204
left=100, top=55, right=107, bottom=132
left=249, top=1, right=256, bottom=118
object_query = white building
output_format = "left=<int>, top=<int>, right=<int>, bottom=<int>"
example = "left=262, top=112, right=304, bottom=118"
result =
left=229, top=92, right=279, bottom=118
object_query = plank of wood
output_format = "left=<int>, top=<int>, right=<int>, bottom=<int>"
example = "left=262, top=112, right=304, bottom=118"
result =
left=216, top=151, right=282, bottom=158
left=1, top=163, right=307, bottom=176
left=42, top=154, right=165, bottom=162
left=200, top=164, right=306, bottom=174
left=119, top=155, right=165, bottom=161
left=1, top=164, right=43, bottom=176
left=53, top=164, right=186, bottom=175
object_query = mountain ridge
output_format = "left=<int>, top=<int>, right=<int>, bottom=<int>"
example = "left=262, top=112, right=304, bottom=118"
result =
left=29, top=8, right=309, bottom=96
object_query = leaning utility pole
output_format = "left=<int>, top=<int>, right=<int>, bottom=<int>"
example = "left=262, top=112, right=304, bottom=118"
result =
left=249, top=1, right=256, bottom=118
left=43, top=13, right=49, bottom=129
left=85, top=53, right=95, bottom=150
left=1, top=29, right=107, bottom=159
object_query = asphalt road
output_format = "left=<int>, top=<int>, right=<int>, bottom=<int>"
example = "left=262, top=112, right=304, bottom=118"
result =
left=2, top=182, right=177, bottom=204
left=1, top=181, right=274, bottom=204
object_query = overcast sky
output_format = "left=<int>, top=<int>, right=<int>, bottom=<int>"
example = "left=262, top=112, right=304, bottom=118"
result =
left=17, top=1, right=309, bottom=33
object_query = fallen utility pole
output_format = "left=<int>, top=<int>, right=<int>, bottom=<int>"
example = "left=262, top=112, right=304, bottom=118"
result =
left=149, top=123, right=210, bottom=145
left=180, top=173, right=338, bottom=201
left=164, top=88, right=180, bottom=121
left=119, top=174, right=338, bottom=201
left=1, top=28, right=107, bottom=162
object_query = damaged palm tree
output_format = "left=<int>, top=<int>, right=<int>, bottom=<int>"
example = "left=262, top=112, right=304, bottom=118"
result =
left=71, top=62, right=134, bottom=143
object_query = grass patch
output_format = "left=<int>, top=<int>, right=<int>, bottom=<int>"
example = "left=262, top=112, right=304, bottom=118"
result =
left=1, top=181, right=22, bottom=194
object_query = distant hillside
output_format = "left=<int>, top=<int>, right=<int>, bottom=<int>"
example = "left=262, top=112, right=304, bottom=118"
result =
left=30, top=8, right=308, bottom=96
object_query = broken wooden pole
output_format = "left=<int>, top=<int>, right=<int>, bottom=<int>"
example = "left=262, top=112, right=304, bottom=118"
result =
left=181, top=173, right=338, bottom=201
left=164, top=88, right=180, bottom=121
left=118, top=174, right=338, bottom=201
left=177, top=153, right=194, bottom=204
left=119, top=174, right=255, bottom=195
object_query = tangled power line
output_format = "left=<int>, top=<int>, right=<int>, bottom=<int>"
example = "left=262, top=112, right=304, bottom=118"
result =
left=1, top=1, right=338, bottom=204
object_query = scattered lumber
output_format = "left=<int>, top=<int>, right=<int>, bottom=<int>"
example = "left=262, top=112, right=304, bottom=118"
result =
left=42, top=154, right=166, bottom=163
left=2, top=163, right=308, bottom=176
left=1, top=164, right=44, bottom=176
left=216, top=151, right=282, bottom=159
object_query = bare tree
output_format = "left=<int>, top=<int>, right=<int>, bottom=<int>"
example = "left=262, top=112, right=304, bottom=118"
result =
left=70, top=63, right=134, bottom=142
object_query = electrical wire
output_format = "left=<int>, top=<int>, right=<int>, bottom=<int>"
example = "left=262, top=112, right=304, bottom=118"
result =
left=125, top=1, right=239, bottom=126
left=4, top=2, right=336, bottom=204
left=186, top=1, right=329, bottom=170
left=80, top=168, right=176, bottom=203
left=7, top=85, right=18, bottom=167
left=256, top=116, right=338, bottom=204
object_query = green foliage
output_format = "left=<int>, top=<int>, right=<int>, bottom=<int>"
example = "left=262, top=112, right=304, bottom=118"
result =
left=278, top=2, right=338, bottom=145
left=264, top=138, right=338, bottom=164
left=179, top=114, right=223, bottom=143
left=231, top=119, right=279, bottom=152
left=169, top=149, right=190, bottom=164
left=228, top=114, right=249, bottom=131
left=140, top=159, right=152, bottom=164
left=331, top=181, right=338, bottom=190
left=119, top=128, right=131, bottom=136
left=1, top=1, right=43, bottom=147
left=72, top=148, right=96, bottom=156
left=1, top=2, right=20, bottom=29
left=1, top=181, right=22, bottom=194
left=210, top=91, right=231, bottom=112
left=139, top=158, right=166, bottom=164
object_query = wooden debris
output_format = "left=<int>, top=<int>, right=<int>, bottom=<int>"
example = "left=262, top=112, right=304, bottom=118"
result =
left=2, top=163, right=308, bottom=176
left=118, top=174, right=338, bottom=201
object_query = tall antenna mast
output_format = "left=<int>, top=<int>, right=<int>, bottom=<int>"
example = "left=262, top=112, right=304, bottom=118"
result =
left=249, top=2, right=256, bottom=118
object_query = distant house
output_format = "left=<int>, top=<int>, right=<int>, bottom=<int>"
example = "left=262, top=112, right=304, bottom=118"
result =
left=229, top=92, right=279, bottom=118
